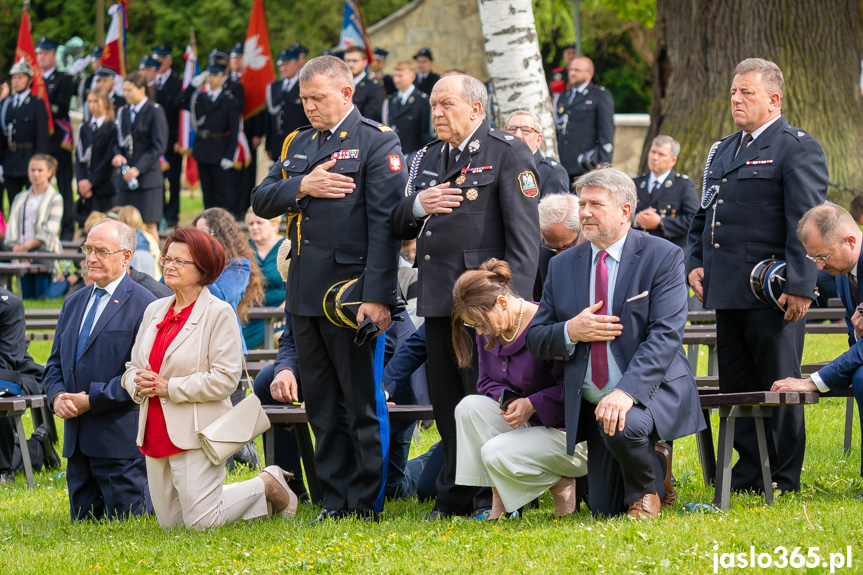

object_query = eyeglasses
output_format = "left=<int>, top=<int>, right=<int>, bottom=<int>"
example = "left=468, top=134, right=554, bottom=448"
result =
left=160, top=256, right=196, bottom=269
left=81, top=245, right=125, bottom=259
left=541, top=233, right=580, bottom=254
left=462, top=319, right=482, bottom=330
left=505, top=125, right=538, bottom=135
left=805, top=240, right=844, bottom=264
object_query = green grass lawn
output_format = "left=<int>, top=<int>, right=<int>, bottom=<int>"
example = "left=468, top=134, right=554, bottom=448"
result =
left=2, top=332, right=863, bottom=573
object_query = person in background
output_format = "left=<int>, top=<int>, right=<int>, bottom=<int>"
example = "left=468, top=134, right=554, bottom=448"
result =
left=504, top=110, right=570, bottom=198
left=413, top=48, right=440, bottom=94
left=109, top=206, right=161, bottom=280
left=266, top=48, right=308, bottom=164
left=371, top=47, right=395, bottom=96
left=242, top=209, right=286, bottom=350
left=534, top=192, right=583, bottom=301
left=0, top=59, right=49, bottom=205
left=453, top=260, right=587, bottom=519
left=152, top=43, right=184, bottom=228
left=111, top=72, right=168, bottom=239
left=75, top=86, right=118, bottom=220
left=3, top=154, right=63, bottom=299
left=381, top=60, right=430, bottom=156
left=123, top=226, right=297, bottom=529
left=344, top=46, right=385, bottom=122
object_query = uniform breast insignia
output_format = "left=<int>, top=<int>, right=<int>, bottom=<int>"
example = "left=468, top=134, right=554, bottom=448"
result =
left=518, top=171, right=539, bottom=198
left=283, top=160, right=291, bottom=167
left=745, top=160, right=773, bottom=165
left=388, top=155, right=402, bottom=172
left=585, top=100, right=593, bottom=106
left=664, top=179, right=673, bottom=188
left=408, top=97, right=414, bottom=104
left=468, top=166, right=492, bottom=174
left=639, top=181, right=646, bottom=189
left=422, top=170, right=438, bottom=177
left=429, top=180, right=437, bottom=186
left=455, top=174, right=466, bottom=185
left=331, top=149, right=360, bottom=160
left=293, top=154, right=307, bottom=160
left=377, top=125, right=394, bottom=132
left=465, top=188, right=478, bottom=201
left=468, top=140, right=481, bottom=154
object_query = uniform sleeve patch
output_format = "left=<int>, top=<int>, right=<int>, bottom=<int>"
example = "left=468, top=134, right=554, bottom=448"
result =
left=518, top=171, right=539, bottom=198
left=388, top=155, right=402, bottom=171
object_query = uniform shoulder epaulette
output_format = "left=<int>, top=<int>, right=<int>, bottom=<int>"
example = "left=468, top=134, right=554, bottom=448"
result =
left=419, top=91, right=428, bottom=99
left=784, top=125, right=810, bottom=140
left=488, top=128, right=518, bottom=145
left=361, top=117, right=394, bottom=131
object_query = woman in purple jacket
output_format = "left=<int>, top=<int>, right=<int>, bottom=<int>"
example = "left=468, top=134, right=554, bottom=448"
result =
left=453, top=259, right=587, bottom=519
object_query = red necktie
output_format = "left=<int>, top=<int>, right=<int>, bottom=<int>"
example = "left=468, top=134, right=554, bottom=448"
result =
left=591, top=250, right=609, bottom=389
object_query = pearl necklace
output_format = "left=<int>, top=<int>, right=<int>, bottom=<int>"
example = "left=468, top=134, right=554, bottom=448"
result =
left=500, top=298, right=525, bottom=343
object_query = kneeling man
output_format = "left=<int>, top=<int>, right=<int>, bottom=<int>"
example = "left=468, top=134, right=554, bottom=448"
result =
left=526, top=166, right=703, bottom=519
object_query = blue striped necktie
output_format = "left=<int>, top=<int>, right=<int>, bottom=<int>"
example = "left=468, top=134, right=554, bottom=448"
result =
left=76, top=287, right=106, bottom=363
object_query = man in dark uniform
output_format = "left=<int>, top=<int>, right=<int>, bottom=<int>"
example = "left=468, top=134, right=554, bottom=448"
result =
left=0, top=59, right=49, bottom=205
left=381, top=60, right=430, bottom=155
left=413, top=48, right=440, bottom=94
left=252, top=55, right=404, bottom=522
left=391, top=73, right=541, bottom=519
left=83, top=67, right=125, bottom=120
left=556, top=56, right=615, bottom=183
left=550, top=42, right=577, bottom=117
left=632, top=135, right=698, bottom=254
left=345, top=46, right=384, bottom=122
left=687, top=58, right=828, bottom=495
left=152, top=43, right=184, bottom=227
left=266, top=49, right=308, bottom=163
left=207, top=49, right=248, bottom=216
left=504, top=110, right=570, bottom=196
left=373, top=48, right=396, bottom=95
left=36, top=37, right=76, bottom=239
left=288, top=43, right=309, bottom=67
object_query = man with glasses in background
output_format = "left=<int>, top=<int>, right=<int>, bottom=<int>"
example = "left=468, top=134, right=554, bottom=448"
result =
left=43, top=219, right=156, bottom=520
left=505, top=110, right=570, bottom=197
left=534, top=193, right=583, bottom=300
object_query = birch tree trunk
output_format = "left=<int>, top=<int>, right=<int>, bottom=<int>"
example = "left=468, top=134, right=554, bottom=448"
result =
left=476, top=0, right=559, bottom=159
left=645, top=0, right=863, bottom=202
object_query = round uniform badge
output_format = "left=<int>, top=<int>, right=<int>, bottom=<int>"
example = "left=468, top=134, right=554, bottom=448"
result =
left=466, top=188, right=478, bottom=201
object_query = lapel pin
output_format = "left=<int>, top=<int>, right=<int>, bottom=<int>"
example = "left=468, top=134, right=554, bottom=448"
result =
left=340, top=131, right=348, bottom=138
left=114, top=299, right=119, bottom=304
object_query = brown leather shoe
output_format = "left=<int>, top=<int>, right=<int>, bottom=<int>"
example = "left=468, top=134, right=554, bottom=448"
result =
left=627, top=493, right=661, bottom=520
left=655, top=442, right=676, bottom=506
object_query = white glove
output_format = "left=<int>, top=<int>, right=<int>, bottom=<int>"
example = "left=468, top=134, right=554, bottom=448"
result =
left=191, top=71, right=209, bottom=89
left=220, top=158, right=233, bottom=170
left=0, top=165, right=4, bottom=183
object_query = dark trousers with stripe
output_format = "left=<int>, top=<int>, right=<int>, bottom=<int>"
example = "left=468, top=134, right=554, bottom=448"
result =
left=293, top=314, right=387, bottom=512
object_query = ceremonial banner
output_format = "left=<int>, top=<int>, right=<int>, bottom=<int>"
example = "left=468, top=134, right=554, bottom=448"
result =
left=239, top=0, right=275, bottom=119
left=101, top=4, right=127, bottom=76
left=179, top=43, right=199, bottom=188
left=15, top=7, right=53, bottom=132
left=340, top=0, right=374, bottom=62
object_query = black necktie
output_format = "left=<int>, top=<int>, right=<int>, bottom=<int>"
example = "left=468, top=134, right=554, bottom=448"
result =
left=849, top=273, right=861, bottom=308
left=735, top=133, right=753, bottom=159
left=446, top=146, right=459, bottom=172
left=651, top=180, right=660, bottom=195
left=317, top=130, right=330, bottom=149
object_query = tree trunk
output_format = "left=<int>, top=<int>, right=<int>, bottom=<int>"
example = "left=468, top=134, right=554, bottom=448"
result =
left=646, top=0, right=863, bottom=203
left=476, top=0, right=559, bottom=158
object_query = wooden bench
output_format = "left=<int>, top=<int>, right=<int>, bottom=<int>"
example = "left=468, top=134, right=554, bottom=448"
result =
left=698, top=390, right=820, bottom=509
left=262, top=404, right=435, bottom=505
left=0, top=263, right=49, bottom=293
left=0, top=251, right=85, bottom=264
left=245, top=307, right=285, bottom=349
left=0, top=395, right=47, bottom=488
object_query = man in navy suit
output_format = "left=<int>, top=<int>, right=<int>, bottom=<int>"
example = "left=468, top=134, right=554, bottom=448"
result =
left=42, top=219, right=156, bottom=520
left=687, top=58, right=828, bottom=495
left=774, top=205, right=863, bottom=482
left=527, top=166, right=703, bottom=519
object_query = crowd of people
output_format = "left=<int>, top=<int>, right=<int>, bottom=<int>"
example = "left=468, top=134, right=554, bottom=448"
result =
left=1, top=32, right=860, bottom=532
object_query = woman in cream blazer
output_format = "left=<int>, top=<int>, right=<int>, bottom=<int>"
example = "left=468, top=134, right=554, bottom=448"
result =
left=123, top=227, right=297, bottom=529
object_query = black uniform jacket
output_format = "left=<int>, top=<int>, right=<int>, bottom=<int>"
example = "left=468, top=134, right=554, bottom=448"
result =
left=391, top=121, right=541, bottom=317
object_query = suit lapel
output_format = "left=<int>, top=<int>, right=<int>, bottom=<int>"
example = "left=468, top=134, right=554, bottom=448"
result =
left=163, top=287, right=211, bottom=357
left=444, top=120, right=489, bottom=181
left=574, top=246, right=591, bottom=315
left=612, top=232, right=642, bottom=317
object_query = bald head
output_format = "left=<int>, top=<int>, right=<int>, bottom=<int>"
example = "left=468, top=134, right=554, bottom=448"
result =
left=568, top=57, right=594, bottom=88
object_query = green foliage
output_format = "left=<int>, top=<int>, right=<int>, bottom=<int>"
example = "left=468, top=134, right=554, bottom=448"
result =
left=0, top=0, right=409, bottom=78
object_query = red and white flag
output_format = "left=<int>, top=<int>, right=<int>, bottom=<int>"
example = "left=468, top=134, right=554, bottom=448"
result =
left=179, top=43, right=200, bottom=189
left=100, top=4, right=127, bottom=76
left=239, top=0, right=275, bottom=119
left=15, top=8, right=53, bottom=132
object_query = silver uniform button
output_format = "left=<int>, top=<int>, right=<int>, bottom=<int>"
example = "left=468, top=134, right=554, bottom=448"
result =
left=717, top=199, right=724, bottom=205
left=425, top=231, right=432, bottom=237
left=713, top=243, right=720, bottom=249
left=721, top=178, right=727, bottom=184
left=424, top=254, right=430, bottom=261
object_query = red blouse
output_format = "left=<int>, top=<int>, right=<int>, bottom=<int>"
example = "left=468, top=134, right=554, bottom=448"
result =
left=140, top=301, right=195, bottom=458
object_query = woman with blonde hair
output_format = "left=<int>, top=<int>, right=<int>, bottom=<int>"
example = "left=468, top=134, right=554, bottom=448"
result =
left=109, top=205, right=161, bottom=280
left=452, top=259, right=587, bottom=519
left=242, top=208, right=287, bottom=349
left=3, top=154, right=63, bottom=298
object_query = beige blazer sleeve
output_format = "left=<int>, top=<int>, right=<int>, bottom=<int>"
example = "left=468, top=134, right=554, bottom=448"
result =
left=122, top=287, right=244, bottom=450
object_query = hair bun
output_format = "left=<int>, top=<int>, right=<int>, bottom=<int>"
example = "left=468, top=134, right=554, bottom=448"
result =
left=478, top=258, right=512, bottom=285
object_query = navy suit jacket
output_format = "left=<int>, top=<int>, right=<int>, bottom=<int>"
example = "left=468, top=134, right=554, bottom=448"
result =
left=835, top=251, right=863, bottom=347
left=42, top=274, right=156, bottom=459
left=816, top=337, right=863, bottom=392
left=526, top=230, right=704, bottom=454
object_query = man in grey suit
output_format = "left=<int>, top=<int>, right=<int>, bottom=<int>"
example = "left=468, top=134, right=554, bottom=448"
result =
left=527, top=166, right=703, bottom=520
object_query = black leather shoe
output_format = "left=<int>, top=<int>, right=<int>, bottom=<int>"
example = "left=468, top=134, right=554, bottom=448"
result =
left=32, top=424, right=61, bottom=469
left=424, top=509, right=452, bottom=521
left=307, top=509, right=345, bottom=525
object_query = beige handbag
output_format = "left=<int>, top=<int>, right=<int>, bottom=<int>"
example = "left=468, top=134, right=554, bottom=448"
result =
left=194, top=393, right=271, bottom=466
